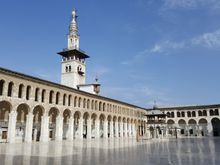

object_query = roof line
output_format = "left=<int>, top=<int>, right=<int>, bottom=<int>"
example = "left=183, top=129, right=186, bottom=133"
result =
left=0, top=66, right=147, bottom=110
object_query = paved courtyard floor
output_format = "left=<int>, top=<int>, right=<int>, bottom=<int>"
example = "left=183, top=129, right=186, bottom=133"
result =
left=0, top=137, right=220, bottom=165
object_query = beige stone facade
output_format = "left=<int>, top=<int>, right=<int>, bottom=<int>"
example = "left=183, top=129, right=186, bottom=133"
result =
left=0, top=67, right=146, bottom=143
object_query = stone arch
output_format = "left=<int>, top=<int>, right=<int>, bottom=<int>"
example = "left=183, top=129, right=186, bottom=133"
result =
left=33, top=105, right=44, bottom=141
left=178, top=119, right=186, bottom=125
left=211, top=118, right=220, bottom=136
left=48, top=107, right=59, bottom=123
left=188, top=119, right=197, bottom=125
left=63, top=109, right=71, bottom=124
left=167, top=119, right=175, bottom=125
left=74, top=111, right=81, bottom=119
left=0, top=101, right=12, bottom=121
left=16, top=103, right=30, bottom=122
left=166, top=112, right=171, bottom=117
left=33, top=105, right=44, bottom=123
left=199, top=118, right=207, bottom=124
left=113, top=116, right=117, bottom=122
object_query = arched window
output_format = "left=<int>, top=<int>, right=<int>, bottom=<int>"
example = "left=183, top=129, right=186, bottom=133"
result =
left=210, top=109, right=214, bottom=116
left=78, top=97, right=81, bottom=107
left=192, top=111, right=196, bottom=117
left=215, top=109, right=219, bottom=116
left=63, top=94, right=66, bottom=106
left=95, top=101, right=98, bottom=110
left=99, top=102, right=102, bottom=111
left=69, top=66, right=71, bottom=72
left=41, top=89, right=45, bottom=102
left=166, top=112, right=170, bottom=118
left=74, top=96, right=77, bottom=107
left=171, top=112, right=174, bottom=118
left=18, top=84, right=24, bottom=98
left=87, top=99, right=90, bottom=109
left=49, top=91, right=54, bottom=104
left=56, top=92, right=60, bottom=104
left=91, top=100, right=94, bottom=110
left=203, top=110, right=207, bottom=116
left=68, top=95, right=72, bottom=106
left=65, top=66, right=68, bottom=72
left=0, top=80, right=5, bottom=96
left=83, top=98, right=86, bottom=108
left=181, top=112, right=185, bottom=117
left=177, top=112, right=181, bottom=117
left=198, top=111, right=203, bottom=116
left=26, top=86, right=31, bottom=100
left=7, top=82, right=13, bottom=97
left=35, top=88, right=39, bottom=101
left=103, top=103, right=106, bottom=111
left=187, top=111, right=191, bottom=117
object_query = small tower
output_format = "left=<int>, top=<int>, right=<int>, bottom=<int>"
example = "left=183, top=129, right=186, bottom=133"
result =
left=58, top=9, right=89, bottom=89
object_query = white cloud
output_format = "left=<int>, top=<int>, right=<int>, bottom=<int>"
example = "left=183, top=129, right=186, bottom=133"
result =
left=191, top=29, right=220, bottom=48
left=102, top=84, right=172, bottom=107
left=163, top=0, right=220, bottom=10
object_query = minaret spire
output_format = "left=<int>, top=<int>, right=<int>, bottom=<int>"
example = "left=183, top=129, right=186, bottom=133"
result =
left=68, top=8, right=79, bottom=50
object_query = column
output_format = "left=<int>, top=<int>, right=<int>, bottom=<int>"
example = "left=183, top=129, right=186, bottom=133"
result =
left=67, top=117, right=74, bottom=140
left=124, top=122, right=127, bottom=137
left=120, top=122, right=123, bottom=138
left=77, top=118, right=83, bottom=139
left=7, top=111, right=17, bottom=143
left=129, top=123, right=132, bottom=137
left=95, top=119, right=100, bottom=139
left=87, top=118, right=92, bottom=139
left=24, top=113, right=34, bottom=143
left=110, top=121, right=114, bottom=138
left=115, top=121, right=118, bottom=138
left=55, top=115, right=63, bottom=141
left=103, top=120, right=108, bottom=138
left=40, top=114, right=49, bottom=142
left=133, top=123, right=136, bottom=137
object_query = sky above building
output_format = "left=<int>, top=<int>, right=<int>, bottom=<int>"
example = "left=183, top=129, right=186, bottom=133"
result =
left=0, top=0, right=220, bottom=108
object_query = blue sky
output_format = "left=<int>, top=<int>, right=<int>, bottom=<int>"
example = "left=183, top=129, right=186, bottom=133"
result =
left=0, top=0, right=220, bottom=108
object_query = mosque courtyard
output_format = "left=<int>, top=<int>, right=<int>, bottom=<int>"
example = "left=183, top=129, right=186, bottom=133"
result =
left=0, top=138, right=219, bottom=165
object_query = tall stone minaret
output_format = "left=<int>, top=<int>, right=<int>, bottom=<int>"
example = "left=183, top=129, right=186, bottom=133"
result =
left=58, top=9, right=89, bottom=89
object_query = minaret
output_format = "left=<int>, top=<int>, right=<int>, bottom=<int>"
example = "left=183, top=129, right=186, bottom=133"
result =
left=68, top=9, right=79, bottom=50
left=58, top=9, right=89, bottom=89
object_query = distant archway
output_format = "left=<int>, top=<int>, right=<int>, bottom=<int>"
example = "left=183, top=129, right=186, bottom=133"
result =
left=211, top=118, right=220, bottom=136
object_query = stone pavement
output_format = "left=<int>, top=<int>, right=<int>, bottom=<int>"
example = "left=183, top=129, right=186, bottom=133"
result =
left=0, top=138, right=220, bottom=165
